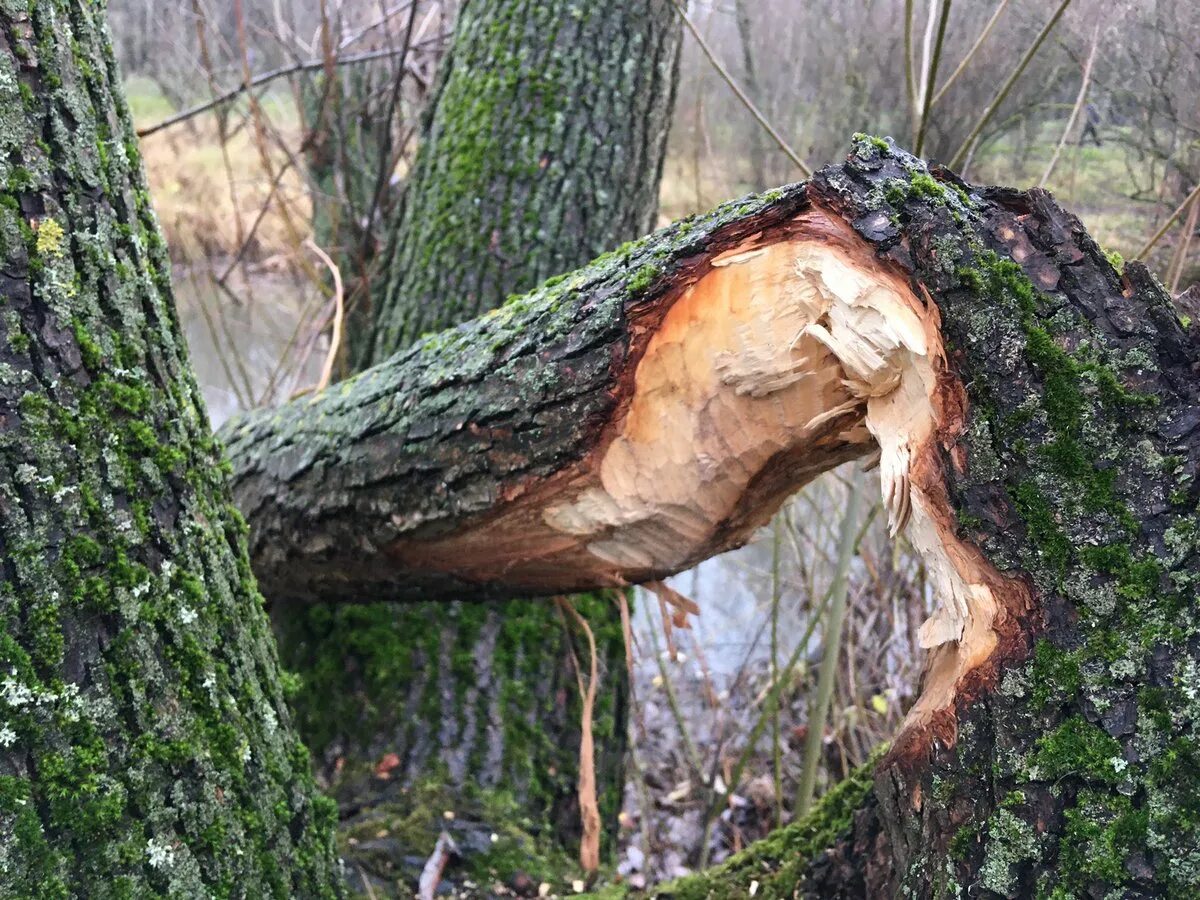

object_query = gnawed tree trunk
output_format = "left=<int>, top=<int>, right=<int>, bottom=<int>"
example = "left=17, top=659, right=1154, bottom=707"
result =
left=269, top=1, right=681, bottom=892
left=228, top=136, right=1200, bottom=897
left=0, top=3, right=339, bottom=895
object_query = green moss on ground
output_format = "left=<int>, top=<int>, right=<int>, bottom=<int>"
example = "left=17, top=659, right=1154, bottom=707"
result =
left=587, top=747, right=884, bottom=899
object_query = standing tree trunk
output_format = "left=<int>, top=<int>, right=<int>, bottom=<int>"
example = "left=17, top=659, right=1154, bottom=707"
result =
left=226, top=136, right=1200, bottom=898
left=0, top=2, right=339, bottom=896
left=272, top=1, right=682, bottom=892
left=360, top=0, right=682, bottom=368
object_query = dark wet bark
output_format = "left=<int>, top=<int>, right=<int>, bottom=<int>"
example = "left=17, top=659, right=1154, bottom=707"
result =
left=0, top=2, right=339, bottom=895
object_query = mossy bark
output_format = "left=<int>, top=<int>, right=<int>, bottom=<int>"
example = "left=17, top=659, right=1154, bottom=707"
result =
left=785, top=139, right=1200, bottom=900
left=359, top=0, right=682, bottom=368
left=231, top=137, right=1200, bottom=898
left=0, top=1, right=339, bottom=896
left=621, top=143, right=1200, bottom=899
left=259, top=2, right=681, bottom=893
left=221, top=182, right=809, bottom=603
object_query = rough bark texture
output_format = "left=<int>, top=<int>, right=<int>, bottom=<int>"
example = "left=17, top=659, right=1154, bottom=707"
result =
left=0, top=2, right=340, bottom=896
left=267, top=3, right=681, bottom=893
left=777, top=138, right=1200, bottom=900
left=223, top=181, right=818, bottom=605
left=359, top=0, right=682, bottom=368
left=231, top=137, right=1200, bottom=898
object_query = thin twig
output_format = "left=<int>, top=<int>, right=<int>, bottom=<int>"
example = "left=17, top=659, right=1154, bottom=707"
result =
left=416, top=831, right=457, bottom=900
left=1040, top=23, right=1100, bottom=188
left=914, top=0, right=953, bottom=157
left=256, top=282, right=324, bottom=406
left=668, top=0, right=811, bottom=178
left=913, top=0, right=938, bottom=146
left=556, top=597, right=601, bottom=873
left=948, top=0, right=1073, bottom=170
left=646, top=606, right=707, bottom=783
left=1136, top=179, right=1200, bottom=261
left=357, top=865, right=379, bottom=900
left=769, top=517, right=783, bottom=829
left=304, top=238, right=345, bottom=392
left=1167, top=193, right=1199, bottom=294
left=137, top=47, right=429, bottom=138
left=217, top=157, right=296, bottom=285
left=796, top=469, right=864, bottom=816
left=903, top=0, right=917, bottom=128
left=930, top=0, right=1011, bottom=107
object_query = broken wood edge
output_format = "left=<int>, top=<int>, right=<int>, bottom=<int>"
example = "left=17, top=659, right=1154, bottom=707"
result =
left=389, top=195, right=1037, bottom=757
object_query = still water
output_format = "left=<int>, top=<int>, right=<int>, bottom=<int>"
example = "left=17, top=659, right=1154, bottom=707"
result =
left=174, top=265, right=888, bottom=682
left=174, top=265, right=324, bottom=428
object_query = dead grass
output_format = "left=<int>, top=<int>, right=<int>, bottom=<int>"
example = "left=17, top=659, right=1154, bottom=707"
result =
left=130, top=72, right=1193, bottom=288
left=130, top=78, right=311, bottom=265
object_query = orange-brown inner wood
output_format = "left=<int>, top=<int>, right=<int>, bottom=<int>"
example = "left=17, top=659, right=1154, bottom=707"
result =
left=390, top=205, right=1032, bottom=739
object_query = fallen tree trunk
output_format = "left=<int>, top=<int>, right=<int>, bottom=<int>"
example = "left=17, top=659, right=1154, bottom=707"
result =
left=224, top=179, right=876, bottom=605
left=280, top=2, right=680, bottom=887
left=227, top=136, right=1200, bottom=896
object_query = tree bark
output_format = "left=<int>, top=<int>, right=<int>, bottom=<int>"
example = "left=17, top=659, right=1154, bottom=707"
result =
left=0, top=3, right=339, bottom=895
left=268, top=2, right=682, bottom=892
left=229, top=136, right=1200, bottom=897
left=358, top=0, right=682, bottom=368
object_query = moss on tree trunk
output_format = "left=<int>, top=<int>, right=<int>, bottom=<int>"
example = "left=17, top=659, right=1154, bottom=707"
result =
left=0, top=1, right=339, bottom=895
left=359, top=0, right=682, bottom=368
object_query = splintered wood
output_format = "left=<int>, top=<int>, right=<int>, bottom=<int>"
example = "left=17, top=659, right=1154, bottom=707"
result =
left=399, top=208, right=1018, bottom=724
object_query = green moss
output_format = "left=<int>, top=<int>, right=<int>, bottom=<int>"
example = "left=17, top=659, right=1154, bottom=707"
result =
left=910, top=172, right=946, bottom=200
left=619, top=746, right=884, bottom=899
left=1029, top=717, right=1124, bottom=784
left=1030, top=639, right=1083, bottom=707
left=1059, top=791, right=1147, bottom=888
left=949, top=821, right=981, bottom=861
left=627, top=262, right=660, bottom=293
left=1009, top=480, right=1071, bottom=578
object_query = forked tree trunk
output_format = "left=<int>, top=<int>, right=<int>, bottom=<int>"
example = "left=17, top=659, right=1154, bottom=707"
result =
left=0, top=3, right=338, bottom=895
left=227, top=137, right=1200, bottom=898
left=268, top=0, right=682, bottom=891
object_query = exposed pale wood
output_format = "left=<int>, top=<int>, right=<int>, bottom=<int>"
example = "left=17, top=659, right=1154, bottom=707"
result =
left=391, top=206, right=1018, bottom=720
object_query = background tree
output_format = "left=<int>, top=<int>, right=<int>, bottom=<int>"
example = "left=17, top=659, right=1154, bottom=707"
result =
left=271, top=0, right=683, bottom=890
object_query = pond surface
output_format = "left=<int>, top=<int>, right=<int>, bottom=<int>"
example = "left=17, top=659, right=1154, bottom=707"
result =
left=173, top=265, right=324, bottom=428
